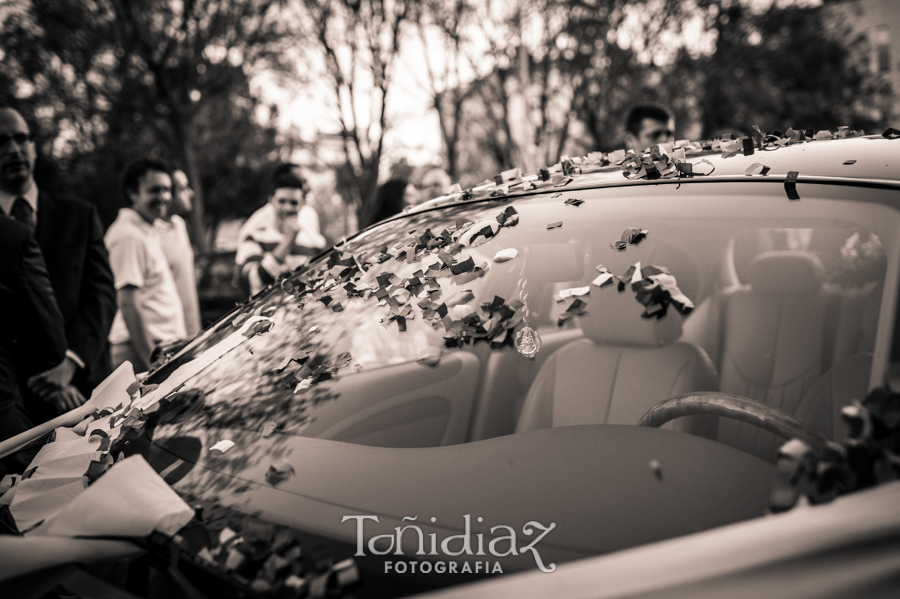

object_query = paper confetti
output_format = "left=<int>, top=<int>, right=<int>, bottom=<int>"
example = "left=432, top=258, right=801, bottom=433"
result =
left=611, top=227, right=648, bottom=251
left=785, top=171, right=801, bottom=200
left=416, top=347, right=443, bottom=367
left=493, top=248, right=519, bottom=263
left=745, top=163, right=771, bottom=176
left=210, top=440, right=235, bottom=455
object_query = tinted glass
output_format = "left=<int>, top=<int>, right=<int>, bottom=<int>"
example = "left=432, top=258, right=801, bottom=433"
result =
left=149, top=184, right=896, bottom=451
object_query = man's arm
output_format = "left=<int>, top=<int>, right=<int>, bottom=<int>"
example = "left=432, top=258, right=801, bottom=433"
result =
left=14, top=226, right=67, bottom=374
left=117, top=286, right=152, bottom=371
left=29, top=203, right=115, bottom=391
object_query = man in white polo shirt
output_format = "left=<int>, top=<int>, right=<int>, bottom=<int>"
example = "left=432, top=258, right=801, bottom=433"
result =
left=105, top=158, right=186, bottom=372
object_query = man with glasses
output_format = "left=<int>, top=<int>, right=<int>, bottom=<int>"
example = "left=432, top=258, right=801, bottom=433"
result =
left=0, top=107, right=116, bottom=421
left=235, top=164, right=327, bottom=296
left=624, top=104, right=675, bottom=154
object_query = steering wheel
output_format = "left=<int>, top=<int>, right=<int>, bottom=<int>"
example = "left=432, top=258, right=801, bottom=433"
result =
left=637, top=391, right=831, bottom=455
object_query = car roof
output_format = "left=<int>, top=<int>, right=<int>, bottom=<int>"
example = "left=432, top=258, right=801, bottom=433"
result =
left=407, top=133, right=900, bottom=217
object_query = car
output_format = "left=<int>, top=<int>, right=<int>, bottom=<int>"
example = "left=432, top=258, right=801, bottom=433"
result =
left=2, top=128, right=900, bottom=599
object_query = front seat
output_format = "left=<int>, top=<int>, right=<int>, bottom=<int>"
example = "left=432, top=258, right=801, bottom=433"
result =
left=715, top=251, right=828, bottom=461
left=515, top=289, right=717, bottom=433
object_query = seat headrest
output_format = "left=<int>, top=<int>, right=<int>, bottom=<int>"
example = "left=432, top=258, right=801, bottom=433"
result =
left=748, top=251, right=825, bottom=293
left=579, top=287, right=683, bottom=347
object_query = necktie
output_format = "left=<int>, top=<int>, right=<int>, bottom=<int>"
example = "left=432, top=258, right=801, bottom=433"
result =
left=10, top=196, right=35, bottom=228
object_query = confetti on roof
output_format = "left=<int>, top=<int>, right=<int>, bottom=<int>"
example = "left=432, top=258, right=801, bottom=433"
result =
left=745, top=163, right=771, bottom=176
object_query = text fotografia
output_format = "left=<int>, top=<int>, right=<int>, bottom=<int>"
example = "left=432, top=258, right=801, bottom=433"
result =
left=342, top=514, right=557, bottom=574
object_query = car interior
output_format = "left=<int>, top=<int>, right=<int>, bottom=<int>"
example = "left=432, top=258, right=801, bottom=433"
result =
left=468, top=227, right=886, bottom=464
left=158, top=188, right=895, bottom=469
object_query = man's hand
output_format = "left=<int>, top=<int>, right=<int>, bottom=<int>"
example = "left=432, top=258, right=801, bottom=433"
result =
left=47, top=385, right=87, bottom=414
left=28, top=356, right=77, bottom=398
left=283, top=217, right=302, bottom=240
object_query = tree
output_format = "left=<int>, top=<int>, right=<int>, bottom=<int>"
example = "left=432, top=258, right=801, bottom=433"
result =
left=296, top=0, right=412, bottom=229
left=686, top=1, right=882, bottom=136
left=411, top=0, right=474, bottom=181
left=415, top=0, right=701, bottom=183
left=0, top=0, right=298, bottom=250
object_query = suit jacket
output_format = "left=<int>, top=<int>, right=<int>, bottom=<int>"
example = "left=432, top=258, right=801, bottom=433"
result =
left=31, top=191, right=116, bottom=397
left=0, top=218, right=67, bottom=446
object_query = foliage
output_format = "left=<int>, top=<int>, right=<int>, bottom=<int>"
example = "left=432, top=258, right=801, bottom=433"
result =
left=415, top=0, right=886, bottom=184
left=295, top=0, right=413, bottom=229
left=687, top=2, right=883, bottom=136
left=0, top=0, right=887, bottom=240
left=0, top=0, right=296, bottom=250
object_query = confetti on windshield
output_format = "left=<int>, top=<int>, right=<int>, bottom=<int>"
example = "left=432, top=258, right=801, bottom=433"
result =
left=558, top=286, right=590, bottom=299
left=556, top=287, right=591, bottom=326
left=232, top=313, right=251, bottom=327
left=260, top=421, right=278, bottom=437
left=633, top=268, right=695, bottom=318
left=564, top=198, right=584, bottom=207
left=588, top=262, right=695, bottom=321
left=457, top=220, right=501, bottom=247
left=496, top=206, right=519, bottom=227
left=210, top=440, right=235, bottom=455
left=611, top=227, right=648, bottom=251
left=243, top=319, right=274, bottom=338
left=592, top=265, right=616, bottom=288
left=547, top=221, right=563, bottom=230
left=445, top=290, right=475, bottom=307
left=416, top=347, right=443, bottom=367
left=493, top=248, right=518, bottom=263
left=265, top=459, right=294, bottom=485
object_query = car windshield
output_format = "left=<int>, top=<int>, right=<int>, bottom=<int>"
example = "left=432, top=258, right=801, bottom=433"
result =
left=149, top=181, right=895, bottom=460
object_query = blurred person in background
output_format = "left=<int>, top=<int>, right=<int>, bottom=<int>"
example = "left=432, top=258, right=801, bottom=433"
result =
left=624, top=104, right=675, bottom=154
left=155, top=168, right=201, bottom=336
left=371, top=178, right=418, bottom=224
left=0, top=106, right=116, bottom=423
left=235, top=164, right=327, bottom=296
left=416, top=167, right=452, bottom=204
left=105, top=158, right=186, bottom=372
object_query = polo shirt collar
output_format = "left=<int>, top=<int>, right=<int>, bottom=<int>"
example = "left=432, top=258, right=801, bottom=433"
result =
left=119, top=207, right=157, bottom=229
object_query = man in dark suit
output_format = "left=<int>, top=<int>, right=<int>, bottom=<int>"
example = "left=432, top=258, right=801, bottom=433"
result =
left=0, top=217, right=67, bottom=472
left=0, top=107, right=116, bottom=423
